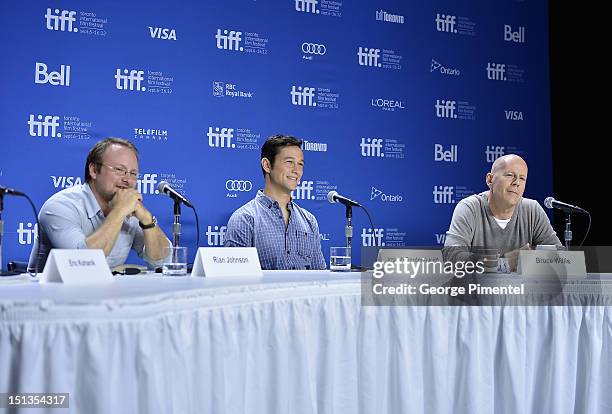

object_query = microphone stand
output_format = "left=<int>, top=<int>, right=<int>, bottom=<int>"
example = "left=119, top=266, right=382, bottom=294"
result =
left=564, top=212, right=572, bottom=250
left=0, top=193, right=19, bottom=276
left=345, top=204, right=352, bottom=253
left=173, top=199, right=182, bottom=248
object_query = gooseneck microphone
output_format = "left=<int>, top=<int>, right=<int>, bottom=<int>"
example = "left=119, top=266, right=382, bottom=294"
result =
left=157, top=181, right=194, bottom=208
left=327, top=190, right=361, bottom=207
left=544, top=197, right=588, bottom=214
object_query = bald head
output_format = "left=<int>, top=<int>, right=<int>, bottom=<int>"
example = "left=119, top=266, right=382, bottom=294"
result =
left=490, top=154, right=528, bottom=175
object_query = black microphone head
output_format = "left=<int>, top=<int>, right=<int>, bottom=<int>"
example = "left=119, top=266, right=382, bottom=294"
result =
left=544, top=197, right=554, bottom=209
left=327, top=190, right=338, bottom=204
left=157, top=180, right=169, bottom=194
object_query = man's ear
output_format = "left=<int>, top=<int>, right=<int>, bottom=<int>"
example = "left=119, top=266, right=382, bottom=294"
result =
left=261, top=157, right=271, bottom=174
left=88, top=162, right=98, bottom=180
left=485, top=172, right=493, bottom=188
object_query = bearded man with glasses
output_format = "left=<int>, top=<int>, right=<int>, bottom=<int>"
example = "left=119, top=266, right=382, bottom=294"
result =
left=28, top=138, right=171, bottom=272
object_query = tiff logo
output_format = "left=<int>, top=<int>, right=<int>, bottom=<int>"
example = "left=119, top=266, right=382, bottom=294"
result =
left=485, top=146, right=505, bottom=163
left=433, top=186, right=454, bottom=204
left=17, top=222, right=38, bottom=245
left=45, top=8, right=77, bottom=32
left=435, top=13, right=456, bottom=33
left=360, top=138, right=384, bottom=157
left=290, top=86, right=316, bottom=106
left=486, top=63, right=507, bottom=81
left=216, top=29, right=243, bottom=51
left=207, top=127, right=235, bottom=148
left=435, top=233, right=446, bottom=244
left=361, top=228, right=385, bottom=247
left=28, top=114, right=61, bottom=137
left=137, top=174, right=159, bottom=194
left=435, top=99, right=457, bottom=118
left=357, top=47, right=381, bottom=67
left=51, top=176, right=82, bottom=188
left=115, top=69, right=145, bottom=91
left=295, top=0, right=319, bottom=14
left=504, top=25, right=525, bottom=43
left=206, top=225, right=227, bottom=246
left=292, top=181, right=314, bottom=200
left=434, top=144, right=458, bottom=162
left=35, top=62, right=70, bottom=86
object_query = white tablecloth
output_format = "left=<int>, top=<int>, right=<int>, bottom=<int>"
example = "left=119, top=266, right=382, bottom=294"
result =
left=1, top=271, right=611, bottom=414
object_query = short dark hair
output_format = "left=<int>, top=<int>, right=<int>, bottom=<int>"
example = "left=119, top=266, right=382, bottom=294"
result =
left=260, top=134, right=303, bottom=177
left=84, top=138, right=139, bottom=182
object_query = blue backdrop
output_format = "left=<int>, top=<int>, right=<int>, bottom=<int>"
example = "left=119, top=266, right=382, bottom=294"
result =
left=0, top=0, right=553, bottom=267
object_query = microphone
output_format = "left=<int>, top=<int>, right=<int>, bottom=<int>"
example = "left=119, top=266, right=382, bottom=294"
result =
left=157, top=181, right=194, bottom=208
left=0, top=185, right=25, bottom=196
left=544, top=197, right=588, bottom=214
left=327, top=190, right=361, bottom=207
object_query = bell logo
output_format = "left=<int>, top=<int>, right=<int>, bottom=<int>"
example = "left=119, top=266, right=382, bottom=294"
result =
left=206, top=225, right=227, bottom=246
left=505, top=110, right=523, bottom=121
left=435, top=99, right=457, bottom=118
left=115, top=69, right=145, bottom=91
left=51, top=176, right=82, bottom=188
left=361, top=228, right=385, bottom=247
left=207, top=127, right=235, bottom=148
left=291, top=181, right=314, bottom=200
left=17, top=222, right=38, bottom=245
left=504, top=25, right=525, bottom=43
left=360, top=138, right=384, bottom=157
left=295, top=0, right=319, bottom=14
left=28, top=114, right=61, bottom=138
left=215, top=29, right=243, bottom=51
left=137, top=174, right=159, bottom=195
left=35, top=62, right=70, bottom=86
left=435, top=13, right=456, bottom=33
left=45, top=8, right=78, bottom=32
left=486, top=63, right=507, bottom=81
left=357, top=47, right=381, bottom=67
left=149, top=27, right=177, bottom=41
left=434, top=144, right=458, bottom=162
left=433, top=186, right=454, bottom=204
left=290, top=86, right=316, bottom=106
left=485, top=146, right=505, bottom=163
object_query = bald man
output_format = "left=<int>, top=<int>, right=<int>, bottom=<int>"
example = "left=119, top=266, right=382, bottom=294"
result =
left=444, top=154, right=561, bottom=270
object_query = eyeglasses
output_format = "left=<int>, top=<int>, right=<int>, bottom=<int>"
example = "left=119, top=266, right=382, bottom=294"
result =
left=99, top=163, right=140, bottom=179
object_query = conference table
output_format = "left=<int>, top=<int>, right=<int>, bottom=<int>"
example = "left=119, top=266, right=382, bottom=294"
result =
left=1, top=271, right=611, bottom=414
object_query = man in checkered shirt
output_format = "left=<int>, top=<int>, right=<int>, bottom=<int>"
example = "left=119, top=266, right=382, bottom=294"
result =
left=224, top=135, right=326, bottom=270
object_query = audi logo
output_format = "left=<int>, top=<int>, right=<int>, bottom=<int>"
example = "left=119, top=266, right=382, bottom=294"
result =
left=301, top=43, right=326, bottom=55
left=226, top=180, right=253, bottom=192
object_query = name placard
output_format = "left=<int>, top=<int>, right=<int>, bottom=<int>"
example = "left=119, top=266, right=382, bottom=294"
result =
left=518, top=250, right=587, bottom=278
left=41, top=249, right=114, bottom=284
left=191, top=247, right=263, bottom=278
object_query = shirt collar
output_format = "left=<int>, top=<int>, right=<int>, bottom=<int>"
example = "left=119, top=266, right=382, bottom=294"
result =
left=256, top=189, right=295, bottom=211
left=83, top=183, right=103, bottom=219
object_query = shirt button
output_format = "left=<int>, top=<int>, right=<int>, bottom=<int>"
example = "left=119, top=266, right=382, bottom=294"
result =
left=287, top=251, right=290, bottom=254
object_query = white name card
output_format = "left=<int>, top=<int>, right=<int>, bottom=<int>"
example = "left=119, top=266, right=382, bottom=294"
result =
left=518, top=250, right=587, bottom=279
left=191, top=247, right=263, bottom=278
left=41, top=249, right=114, bottom=284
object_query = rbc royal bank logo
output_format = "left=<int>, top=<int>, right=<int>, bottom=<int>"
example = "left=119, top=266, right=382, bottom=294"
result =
left=485, top=146, right=505, bottom=162
left=51, top=176, right=82, bottom=189
left=360, top=138, right=384, bottom=157
left=45, top=8, right=78, bottom=32
left=433, top=186, right=455, bottom=204
left=115, top=69, right=145, bottom=91
left=17, top=222, right=38, bottom=245
left=206, top=225, right=227, bottom=246
left=216, top=29, right=243, bottom=51
left=295, top=0, right=319, bottom=13
left=357, top=47, right=381, bottom=67
left=290, top=86, right=316, bottom=106
left=35, top=62, right=70, bottom=86
left=435, top=99, right=457, bottom=118
left=435, top=13, right=456, bottom=33
left=486, top=63, right=507, bottom=81
left=362, top=228, right=385, bottom=247
left=28, top=114, right=61, bottom=138
left=291, top=181, right=315, bottom=200
left=207, top=127, right=235, bottom=148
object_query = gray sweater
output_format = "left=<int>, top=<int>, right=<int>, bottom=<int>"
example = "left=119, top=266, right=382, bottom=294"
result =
left=444, top=192, right=562, bottom=258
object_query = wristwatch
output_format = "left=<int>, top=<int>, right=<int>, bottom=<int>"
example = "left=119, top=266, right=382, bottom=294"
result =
left=139, top=216, right=157, bottom=230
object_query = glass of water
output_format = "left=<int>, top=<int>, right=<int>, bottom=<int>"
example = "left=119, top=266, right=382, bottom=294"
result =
left=162, top=246, right=188, bottom=276
left=330, top=246, right=351, bottom=272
